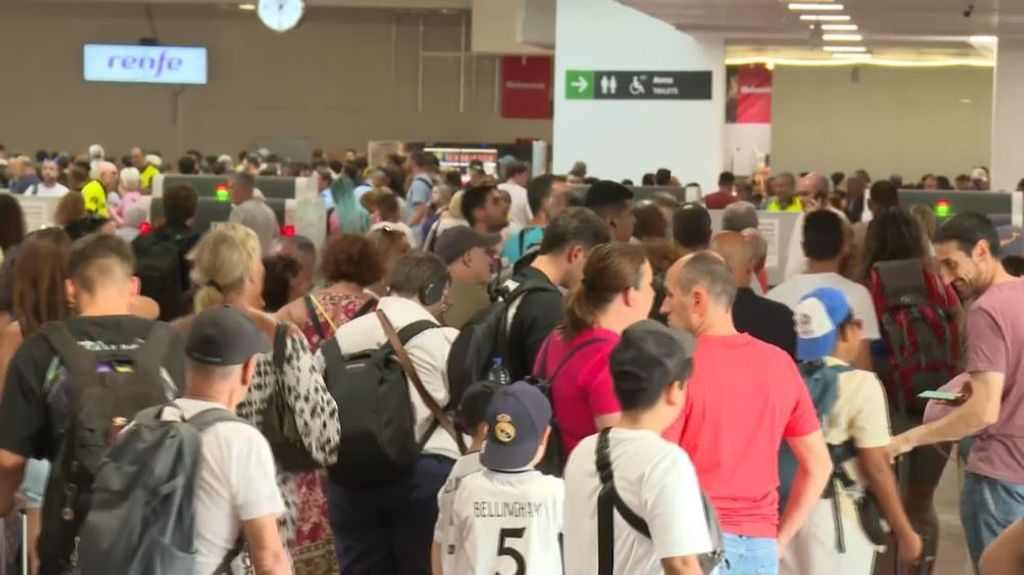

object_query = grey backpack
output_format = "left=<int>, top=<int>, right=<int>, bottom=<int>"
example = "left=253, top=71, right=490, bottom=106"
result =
left=77, top=404, right=248, bottom=575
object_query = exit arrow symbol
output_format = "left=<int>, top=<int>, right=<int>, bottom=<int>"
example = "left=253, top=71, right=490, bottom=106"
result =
left=571, top=75, right=589, bottom=93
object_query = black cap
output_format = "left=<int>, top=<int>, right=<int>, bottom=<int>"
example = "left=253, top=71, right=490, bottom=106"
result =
left=458, top=380, right=502, bottom=432
left=611, top=320, right=694, bottom=395
left=186, top=305, right=271, bottom=366
left=433, top=226, right=500, bottom=266
left=469, top=159, right=485, bottom=172
left=584, top=180, right=634, bottom=208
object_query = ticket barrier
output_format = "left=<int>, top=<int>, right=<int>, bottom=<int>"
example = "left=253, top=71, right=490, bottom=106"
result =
left=152, top=174, right=304, bottom=201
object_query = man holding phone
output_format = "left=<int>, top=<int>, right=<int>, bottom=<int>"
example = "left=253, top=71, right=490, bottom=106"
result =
left=888, top=212, right=1024, bottom=569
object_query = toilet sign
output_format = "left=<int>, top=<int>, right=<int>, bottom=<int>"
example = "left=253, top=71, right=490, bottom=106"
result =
left=565, top=70, right=712, bottom=100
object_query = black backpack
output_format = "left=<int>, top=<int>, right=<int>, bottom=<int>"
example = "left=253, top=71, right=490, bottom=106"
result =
left=322, top=311, right=463, bottom=486
left=77, top=404, right=247, bottom=575
left=528, top=336, right=613, bottom=476
left=446, top=280, right=559, bottom=411
left=37, top=322, right=178, bottom=574
left=260, top=323, right=318, bottom=472
left=132, top=232, right=188, bottom=322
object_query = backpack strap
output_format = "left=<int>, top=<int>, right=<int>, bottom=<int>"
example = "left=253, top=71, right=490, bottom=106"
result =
left=377, top=311, right=466, bottom=455
left=596, top=428, right=649, bottom=575
left=212, top=538, right=245, bottom=575
left=41, top=322, right=100, bottom=387
left=304, top=295, right=328, bottom=341
left=496, top=281, right=559, bottom=358
left=544, top=337, right=615, bottom=383
left=272, top=323, right=290, bottom=371
left=353, top=296, right=378, bottom=321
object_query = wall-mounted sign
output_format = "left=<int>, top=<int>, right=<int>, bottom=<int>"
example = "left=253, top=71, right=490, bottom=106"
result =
left=502, top=56, right=553, bottom=119
left=83, top=44, right=208, bottom=85
left=565, top=70, right=711, bottom=100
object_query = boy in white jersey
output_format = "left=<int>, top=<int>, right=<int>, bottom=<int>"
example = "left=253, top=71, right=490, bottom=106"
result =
left=450, top=381, right=565, bottom=574
left=433, top=380, right=501, bottom=574
left=563, top=320, right=713, bottom=575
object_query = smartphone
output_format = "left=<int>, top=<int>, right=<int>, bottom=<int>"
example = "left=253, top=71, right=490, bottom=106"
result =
left=918, top=390, right=964, bottom=401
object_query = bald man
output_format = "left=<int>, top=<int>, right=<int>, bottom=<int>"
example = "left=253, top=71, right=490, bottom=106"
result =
left=712, top=231, right=796, bottom=358
left=81, top=161, right=118, bottom=217
left=795, top=172, right=831, bottom=214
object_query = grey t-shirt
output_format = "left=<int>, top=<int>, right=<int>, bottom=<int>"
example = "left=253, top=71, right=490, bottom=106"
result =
left=228, top=198, right=279, bottom=255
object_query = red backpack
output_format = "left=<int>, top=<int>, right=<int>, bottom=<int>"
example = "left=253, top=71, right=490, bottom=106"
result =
left=868, top=259, right=961, bottom=414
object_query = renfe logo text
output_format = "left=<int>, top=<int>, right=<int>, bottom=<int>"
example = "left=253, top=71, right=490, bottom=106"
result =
left=83, top=44, right=208, bottom=85
left=107, top=50, right=183, bottom=78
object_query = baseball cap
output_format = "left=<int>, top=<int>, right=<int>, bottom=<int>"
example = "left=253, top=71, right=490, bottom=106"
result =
left=584, top=180, right=634, bottom=209
left=468, top=159, right=484, bottom=172
left=186, top=305, right=271, bottom=366
left=480, top=381, right=552, bottom=471
left=433, top=226, right=500, bottom=266
left=611, top=320, right=694, bottom=395
left=458, top=380, right=502, bottom=432
left=795, top=287, right=852, bottom=361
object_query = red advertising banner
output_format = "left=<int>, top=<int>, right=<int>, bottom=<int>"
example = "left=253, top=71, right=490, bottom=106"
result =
left=501, top=56, right=552, bottom=119
left=736, top=65, right=772, bottom=124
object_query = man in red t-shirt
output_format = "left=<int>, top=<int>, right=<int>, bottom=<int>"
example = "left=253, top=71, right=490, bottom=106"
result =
left=703, top=171, right=739, bottom=210
left=660, top=251, right=832, bottom=574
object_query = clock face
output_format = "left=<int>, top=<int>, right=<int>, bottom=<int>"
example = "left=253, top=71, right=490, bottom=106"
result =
left=258, top=0, right=305, bottom=33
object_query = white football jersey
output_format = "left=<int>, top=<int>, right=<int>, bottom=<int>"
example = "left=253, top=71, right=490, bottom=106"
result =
left=435, top=452, right=485, bottom=575
left=451, top=469, right=565, bottom=575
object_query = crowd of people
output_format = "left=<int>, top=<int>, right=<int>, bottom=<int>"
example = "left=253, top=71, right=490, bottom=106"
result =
left=0, top=143, right=1022, bottom=575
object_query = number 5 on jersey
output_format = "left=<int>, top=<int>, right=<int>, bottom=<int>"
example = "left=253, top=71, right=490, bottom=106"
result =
left=496, top=527, right=527, bottom=575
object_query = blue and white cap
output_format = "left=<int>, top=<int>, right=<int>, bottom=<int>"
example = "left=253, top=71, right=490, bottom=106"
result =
left=795, top=287, right=852, bottom=361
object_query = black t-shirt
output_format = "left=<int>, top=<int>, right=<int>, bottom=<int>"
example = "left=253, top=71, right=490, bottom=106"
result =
left=506, top=266, right=564, bottom=381
left=146, top=225, right=201, bottom=292
left=732, top=287, right=797, bottom=359
left=0, top=315, right=186, bottom=460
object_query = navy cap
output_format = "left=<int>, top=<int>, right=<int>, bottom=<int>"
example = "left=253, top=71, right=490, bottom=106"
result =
left=611, top=320, right=694, bottom=395
left=584, top=180, right=634, bottom=208
left=480, top=381, right=551, bottom=471
left=186, top=305, right=271, bottom=366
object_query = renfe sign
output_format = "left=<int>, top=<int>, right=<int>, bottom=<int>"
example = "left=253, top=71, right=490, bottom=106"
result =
left=83, top=44, right=208, bottom=85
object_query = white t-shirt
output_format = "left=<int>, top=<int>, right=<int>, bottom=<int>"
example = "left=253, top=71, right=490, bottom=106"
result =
left=563, top=428, right=712, bottom=575
left=499, top=182, right=532, bottom=229
left=451, top=469, right=564, bottom=575
left=434, top=452, right=485, bottom=573
left=229, top=198, right=279, bottom=256
left=767, top=272, right=881, bottom=340
left=26, top=181, right=69, bottom=197
left=162, top=398, right=285, bottom=575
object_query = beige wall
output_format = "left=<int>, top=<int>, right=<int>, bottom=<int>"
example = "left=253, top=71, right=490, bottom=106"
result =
left=771, top=65, right=993, bottom=182
left=0, top=2, right=551, bottom=160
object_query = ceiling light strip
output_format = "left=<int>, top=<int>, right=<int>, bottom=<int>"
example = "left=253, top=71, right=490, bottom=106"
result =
left=800, top=14, right=851, bottom=21
left=789, top=3, right=845, bottom=10
left=822, top=33, right=863, bottom=41
left=725, top=56, right=994, bottom=68
left=823, top=45, right=867, bottom=52
left=821, top=24, right=858, bottom=31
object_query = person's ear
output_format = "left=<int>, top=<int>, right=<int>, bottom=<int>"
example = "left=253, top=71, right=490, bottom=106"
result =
left=566, top=244, right=583, bottom=265
left=665, top=380, right=686, bottom=407
left=128, top=275, right=141, bottom=297
left=240, top=356, right=258, bottom=389
left=974, top=239, right=991, bottom=262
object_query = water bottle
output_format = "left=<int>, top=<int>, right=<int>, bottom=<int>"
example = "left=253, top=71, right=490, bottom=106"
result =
left=487, top=358, right=511, bottom=386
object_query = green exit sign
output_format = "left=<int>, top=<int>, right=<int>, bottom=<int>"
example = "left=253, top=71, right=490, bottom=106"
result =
left=565, top=70, right=594, bottom=100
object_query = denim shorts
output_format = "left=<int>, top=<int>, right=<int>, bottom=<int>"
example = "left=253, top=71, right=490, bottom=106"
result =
left=718, top=533, right=778, bottom=575
left=960, top=472, right=1024, bottom=570
left=18, top=459, right=51, bottom=509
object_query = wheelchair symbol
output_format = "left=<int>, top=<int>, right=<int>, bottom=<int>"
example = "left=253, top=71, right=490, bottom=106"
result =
left=629, top=75, right=645, bottom=96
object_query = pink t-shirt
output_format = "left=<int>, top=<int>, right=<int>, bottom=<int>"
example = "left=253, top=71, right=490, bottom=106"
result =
left=664, top=333, right=819, bottom=538
left=533, top=327, right=620, bottom=455
left=965, top=279, right=1024, bottom=483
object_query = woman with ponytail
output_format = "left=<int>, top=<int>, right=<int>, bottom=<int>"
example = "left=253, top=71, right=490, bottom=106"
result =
left=533, top=242, right=656, bottom=456
left=175, top=223, right=341, bottom=573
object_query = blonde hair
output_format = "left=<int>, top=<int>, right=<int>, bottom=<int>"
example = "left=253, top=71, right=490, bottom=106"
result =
left=189, top=223, right=262, bottom=313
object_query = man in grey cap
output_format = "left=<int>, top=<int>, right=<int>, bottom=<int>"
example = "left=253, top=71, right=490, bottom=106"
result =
left=433, top=226, right=500, bottom=328
left=564, top=320, right=715, bottom=575
left=175, top=305, right=291, bottom=574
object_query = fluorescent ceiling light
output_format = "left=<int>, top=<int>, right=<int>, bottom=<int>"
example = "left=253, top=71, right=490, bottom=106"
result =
left=238, top=3, right=256, bottom=10
left=821, top=23, right=858, bottom=31
left=789, top=3, right=845, bottom=10
left=824, top=45, right=868, bottom=52
left=832, top=53, right=872, bottom=59
left=969, top=35, right=998, bottom=43
left=800, top=14, right=851, bottom=21
left=823, top=33, right=863, bottom=41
